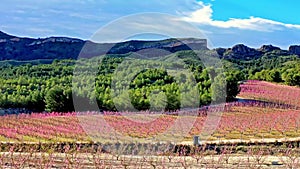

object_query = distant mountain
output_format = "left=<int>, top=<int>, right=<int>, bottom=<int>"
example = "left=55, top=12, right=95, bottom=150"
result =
left=216, top=44, right=300, bottom=60
left=0, top=31, right=15, bottom=39
left=0, top=31, right=299, bottom=61
left=0, top=31, right=208, bottom=61
left=0, top=31, right=85, bottom=60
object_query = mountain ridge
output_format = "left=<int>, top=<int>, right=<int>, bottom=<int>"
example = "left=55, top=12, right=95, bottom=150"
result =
left=0, top=31, right=300, bottom=61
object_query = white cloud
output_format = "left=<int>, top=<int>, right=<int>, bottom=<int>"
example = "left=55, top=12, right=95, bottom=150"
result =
left=182, top=1, right=300, bottom=31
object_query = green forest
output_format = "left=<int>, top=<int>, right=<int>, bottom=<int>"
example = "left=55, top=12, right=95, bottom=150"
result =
left=0, top=50, right=299, bottom=112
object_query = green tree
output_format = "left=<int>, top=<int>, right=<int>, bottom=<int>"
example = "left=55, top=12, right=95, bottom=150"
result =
left=211, top=74, right=226, bottom=103
left=45, top=87, right=73, bottom=112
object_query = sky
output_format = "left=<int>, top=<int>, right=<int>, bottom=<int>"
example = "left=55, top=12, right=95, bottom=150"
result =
left=1, top=0, right=300, bottom=49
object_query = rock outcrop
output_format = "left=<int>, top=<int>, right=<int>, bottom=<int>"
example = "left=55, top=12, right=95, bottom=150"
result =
left=220, top=44, right=262, bottom=60
left=289, top=45, right=300, bottom=55
left=258, top=45, right=281, bottom=53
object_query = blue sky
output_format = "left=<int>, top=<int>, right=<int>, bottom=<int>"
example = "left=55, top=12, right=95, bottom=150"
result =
left=1, top=0, right=300, bottom=49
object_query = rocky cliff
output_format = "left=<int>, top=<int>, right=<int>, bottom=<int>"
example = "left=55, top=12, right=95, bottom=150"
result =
left=0, top=31, right=208, bottom=60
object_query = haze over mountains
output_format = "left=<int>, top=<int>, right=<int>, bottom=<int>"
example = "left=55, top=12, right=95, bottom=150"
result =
left=0, top=31, right=300, bottom=61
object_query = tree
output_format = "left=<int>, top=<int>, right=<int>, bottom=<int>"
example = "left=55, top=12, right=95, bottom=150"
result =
left=45, top=87, right=73, bottom=112
left=267, top=69, right=282, bottom=82
left=211, top=74, right=226, bottom=103
left=211, top=71, right=241, bottom=103
left=226, top=75, right=240, bottom=101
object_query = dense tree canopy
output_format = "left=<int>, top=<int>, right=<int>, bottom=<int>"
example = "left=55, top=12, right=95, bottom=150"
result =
left=2, top=50, right=298, bottom=112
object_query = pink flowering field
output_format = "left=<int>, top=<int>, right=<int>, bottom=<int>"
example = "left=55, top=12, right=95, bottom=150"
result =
left=238, top=80, right=300, bottom=107
left=0, top=80, right=299, bottom=143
